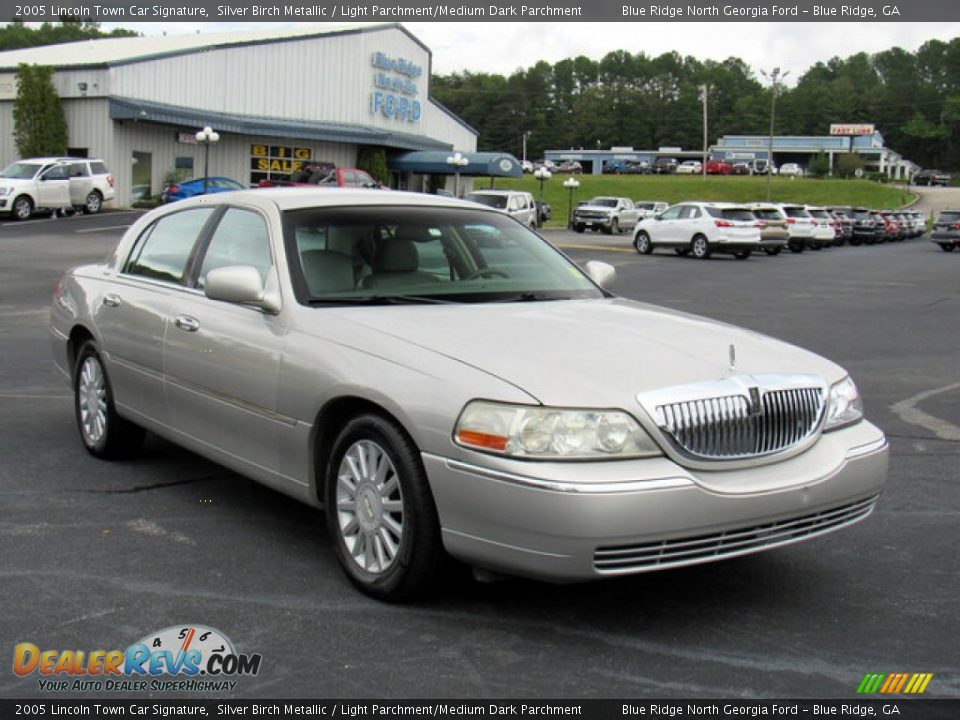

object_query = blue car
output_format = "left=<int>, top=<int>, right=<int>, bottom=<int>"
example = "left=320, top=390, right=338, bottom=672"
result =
left=161, top=177, right=246, bottom=203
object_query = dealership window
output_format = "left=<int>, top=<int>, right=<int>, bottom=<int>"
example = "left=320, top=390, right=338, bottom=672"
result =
left=66, top=147, right=88, bottom=158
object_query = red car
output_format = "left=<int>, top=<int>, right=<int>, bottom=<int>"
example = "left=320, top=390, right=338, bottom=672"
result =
left=259, top=166, right=379, bottom=189
left=705, top=158, right=732, bottom=175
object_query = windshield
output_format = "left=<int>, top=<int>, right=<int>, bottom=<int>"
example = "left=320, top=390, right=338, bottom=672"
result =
left=283, top=206, right=605, bottom=305
left=467, top=194, right=508, bottom=209
left=587, top=198, right=618, bottom=207
left=0, top=162, right=43, bottom=179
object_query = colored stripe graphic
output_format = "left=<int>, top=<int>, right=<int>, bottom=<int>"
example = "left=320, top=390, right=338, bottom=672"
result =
left=858, top=673, right=933, bottom=694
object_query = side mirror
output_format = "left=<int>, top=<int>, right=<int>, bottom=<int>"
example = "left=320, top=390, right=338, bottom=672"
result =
left=584, top=260, right=616, bottom=292
left=205, top=266, right=280, bottom=314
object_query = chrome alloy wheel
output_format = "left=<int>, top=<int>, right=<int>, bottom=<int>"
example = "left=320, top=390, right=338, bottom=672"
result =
left=78, top=356, right=108, bottom=444
left=336, top=440, right=404, bottom=574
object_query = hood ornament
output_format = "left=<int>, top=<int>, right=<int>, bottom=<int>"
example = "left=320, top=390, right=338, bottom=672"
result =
left=728, top=343, right=736, bottom=373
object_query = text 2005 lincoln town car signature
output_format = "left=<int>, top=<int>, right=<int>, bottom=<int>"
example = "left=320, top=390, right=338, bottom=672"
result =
left=50, top=189, right=888, bottom=600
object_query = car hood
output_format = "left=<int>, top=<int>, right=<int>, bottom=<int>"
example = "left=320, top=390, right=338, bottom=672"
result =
left=576, top=204, right=616, bottom=212
left=332, top=298, right=844, bottom=408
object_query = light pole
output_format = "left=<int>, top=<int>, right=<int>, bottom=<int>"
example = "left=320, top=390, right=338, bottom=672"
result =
left=446, top=151, right=469, bottom=198
left=760, top=67, right=789, bottom=201
left=699, top=84, right=709, bottom=179
left=563, top=177, right=580, bottom=230
left=195, top=126, right=220, bottom=197
left=533, top=166, right=551, bottom=229
left=522, top=130, right=531, bottom=165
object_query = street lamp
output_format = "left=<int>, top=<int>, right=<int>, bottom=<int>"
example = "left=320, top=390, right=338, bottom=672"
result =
left=563, top=176, right=580, bottom=229
left=760, top=67, right=789, bottom=201
left=699, top=84, right=709, bottom=179
left=522, top=130, right=531, bottom=165
left=446, top=151, right=469, bottom=197
left=195, top=126, right=220, bottom=196
left=533, top=166, right=552, bottom=228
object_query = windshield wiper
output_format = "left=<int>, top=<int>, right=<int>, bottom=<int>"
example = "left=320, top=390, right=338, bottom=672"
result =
left=496, top=292, right=573, bottom=303
left=308, top=294, right=457, bottom=305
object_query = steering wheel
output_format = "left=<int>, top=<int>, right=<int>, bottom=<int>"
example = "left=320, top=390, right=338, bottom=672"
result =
left=461, top=268, right=509, bottom=280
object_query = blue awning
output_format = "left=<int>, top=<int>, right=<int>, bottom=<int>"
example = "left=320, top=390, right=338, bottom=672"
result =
left=108, top=97, right=453, bottom=152
left=388, top=151, right=522, bottom=177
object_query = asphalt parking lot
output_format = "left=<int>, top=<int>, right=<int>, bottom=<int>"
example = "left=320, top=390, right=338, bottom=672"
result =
left=1, top=207, right=958, bottom=700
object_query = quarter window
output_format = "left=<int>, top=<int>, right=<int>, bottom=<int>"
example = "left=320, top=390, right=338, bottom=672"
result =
left=125, top=208, right=215, bottom=284
left=198, top=209, right=273, bottom=287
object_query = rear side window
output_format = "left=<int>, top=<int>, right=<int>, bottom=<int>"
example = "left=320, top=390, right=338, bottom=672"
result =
left=68, top=163, right=89, bottom=178
left=89, top=162, right=108, bottom=175
left=197, top=209, right=273, bottom=287
left=125, top=208, right=215, bottom=284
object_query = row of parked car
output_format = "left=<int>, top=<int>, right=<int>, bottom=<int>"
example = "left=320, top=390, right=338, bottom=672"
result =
left=0, top=157, right=115, bottom=220
left=603, top=158, right=785, bottom=176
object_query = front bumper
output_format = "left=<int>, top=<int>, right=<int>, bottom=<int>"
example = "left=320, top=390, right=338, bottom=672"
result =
left=574, top=215, right=613, bottom=228
left=424, top=420, right=888, bottom=582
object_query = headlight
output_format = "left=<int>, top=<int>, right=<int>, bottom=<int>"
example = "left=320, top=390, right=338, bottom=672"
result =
left=0, top=187, right=11, bottom=197
left=824, top=376, right=863, bottom=431
left=454, top=401, right=661, bottom=459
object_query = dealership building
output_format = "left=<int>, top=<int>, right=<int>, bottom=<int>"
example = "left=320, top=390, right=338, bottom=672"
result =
left=0, top=24, right=521, bottom=207
left=546, top=127, right=917, bottom=178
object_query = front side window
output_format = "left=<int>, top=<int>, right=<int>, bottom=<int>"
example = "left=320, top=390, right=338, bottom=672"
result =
left=124, top=208, right=215, bottom=284
left=41, top=165, right=69, bottom=180
left=197, top=209, right=273, bottom=287
left=283, top=206, right=604, bottom=304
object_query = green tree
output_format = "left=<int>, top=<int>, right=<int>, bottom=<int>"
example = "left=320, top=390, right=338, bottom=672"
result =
left=808, top=151, right=831, bottom=178
left=356, top=146, right=390, bottom=185
left=13, top=64, right=68, bottom=157
left=0, top=19, right=137, bottom=51
left=836, top=154, right=865, bottom=179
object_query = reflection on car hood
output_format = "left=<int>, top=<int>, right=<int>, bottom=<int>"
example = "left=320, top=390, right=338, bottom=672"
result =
left=331, top=298, right=843, bottom=407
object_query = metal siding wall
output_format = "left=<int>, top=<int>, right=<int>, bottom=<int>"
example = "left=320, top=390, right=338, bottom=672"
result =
left=108, top=27, right=475, bottom=152
left=0, top=101, right=14, bottom=166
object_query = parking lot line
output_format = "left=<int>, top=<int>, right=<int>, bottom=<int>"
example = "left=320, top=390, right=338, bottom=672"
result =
left=555, top=243, right=636, bottom=253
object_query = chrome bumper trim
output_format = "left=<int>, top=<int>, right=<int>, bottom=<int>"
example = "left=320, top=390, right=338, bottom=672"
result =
left=844, top=436, right=888, bottom=460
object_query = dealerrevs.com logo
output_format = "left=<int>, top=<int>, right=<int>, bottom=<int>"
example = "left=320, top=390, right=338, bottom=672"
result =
left=13, top=625, right=262, bottom=692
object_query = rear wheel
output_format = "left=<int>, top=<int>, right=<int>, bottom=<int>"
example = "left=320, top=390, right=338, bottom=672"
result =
left=73, top=341, right=145, bottom=459
left=634, top=231, right=652, bottom=255
left=850, top=237, right=863, bottom=246
left=762, top=247, right=781, bottom=256
left=84, top=190, right=103, bottom=215
left=12, top=195, right=33, bottom=221
left=939, top=244, right=956, bottom=252
left=733, top=249, right=752, bottom=260
left=691, top=235, right=712, bottom=259
left=788, top=239, right=805, bottom=253
left=326, top=413, right=443, bottom=601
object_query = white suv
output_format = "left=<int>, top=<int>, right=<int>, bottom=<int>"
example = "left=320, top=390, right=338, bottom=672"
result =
left=633, top=202, right=762, bottom=259
left=0, top=157, right=114, bottom=220
left=466, top=190, right=537, bottom=229
left=59, top=157, right=115, bottom=214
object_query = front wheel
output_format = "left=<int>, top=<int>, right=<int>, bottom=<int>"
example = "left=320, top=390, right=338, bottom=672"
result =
left=762, top=246, right=781, bottom=256
left=74, top=341, right=145, bottom=459
left=326, top=413, right=443, bottom=601
left=634, top=231, right=653, bottom=255
left=12, top=195, right=33, bottom=221
left=607, top=218, right=619, bottom=235
left=691, top=235, right=712, bottom=259
left=574, top=224, right=585, bottom=234
left=939, top=244, right=956, bottom=252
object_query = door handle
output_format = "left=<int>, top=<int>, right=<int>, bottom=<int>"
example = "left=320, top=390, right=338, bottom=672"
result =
left=102, top=293, right=121, bottom=308
left=174, top=315, right=200, bottom=332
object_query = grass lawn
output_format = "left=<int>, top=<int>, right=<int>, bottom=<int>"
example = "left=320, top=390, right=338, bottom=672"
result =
left=486, top=175, right=916, bottom=228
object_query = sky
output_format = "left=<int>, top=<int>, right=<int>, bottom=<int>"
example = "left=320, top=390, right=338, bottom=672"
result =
left=97, top=21, right=960, bottom=81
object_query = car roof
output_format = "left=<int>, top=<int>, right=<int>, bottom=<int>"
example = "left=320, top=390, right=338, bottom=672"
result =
left=175, top=187, right=488, bottom=213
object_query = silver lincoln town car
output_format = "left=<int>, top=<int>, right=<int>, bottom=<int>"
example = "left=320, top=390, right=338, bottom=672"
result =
left=50, top=189, right=889, bottom=600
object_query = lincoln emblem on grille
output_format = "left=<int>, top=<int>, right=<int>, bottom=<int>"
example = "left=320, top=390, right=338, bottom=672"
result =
left=748, top=386, right=762, bottom=416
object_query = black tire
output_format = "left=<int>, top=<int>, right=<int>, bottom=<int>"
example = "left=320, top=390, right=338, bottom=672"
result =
left=939, top=244, right=955, bottom=252
left=607, top=218, right=619, bottom=235
left=691, top=234, right=711, bottom=259
left=810, top=242, right=823, bottom=251
left=325, top=413, right=443, bottom=601
left=762, top=247, right=781, bottom=256
left=84, top=191, right=103, bottom=215
left=12, top=195, right=33, bottom=221
left=574, top=224, right=585, bottom=234
left=73, top=340, right=145, bottom=459
left=788, top=239, right=805, bottom=253
left=733, top=249, right=752, bottom=260
left=634, top=231, right=653, bottom=255
left=675, top=248, right=690, bottom=257
left=850, top=237, right=863, bottom=246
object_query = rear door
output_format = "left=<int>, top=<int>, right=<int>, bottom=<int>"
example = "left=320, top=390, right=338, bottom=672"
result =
left=67, top=161, right=94, bottom=205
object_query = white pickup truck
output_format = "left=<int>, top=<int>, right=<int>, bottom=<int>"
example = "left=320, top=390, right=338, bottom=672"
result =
left=572, top=196, right=641, bottom=235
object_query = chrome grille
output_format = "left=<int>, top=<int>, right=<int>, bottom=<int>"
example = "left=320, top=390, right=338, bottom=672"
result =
left=594, top=495, right=878, bottom=574
left=640, top=374, right=826, bottom=461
